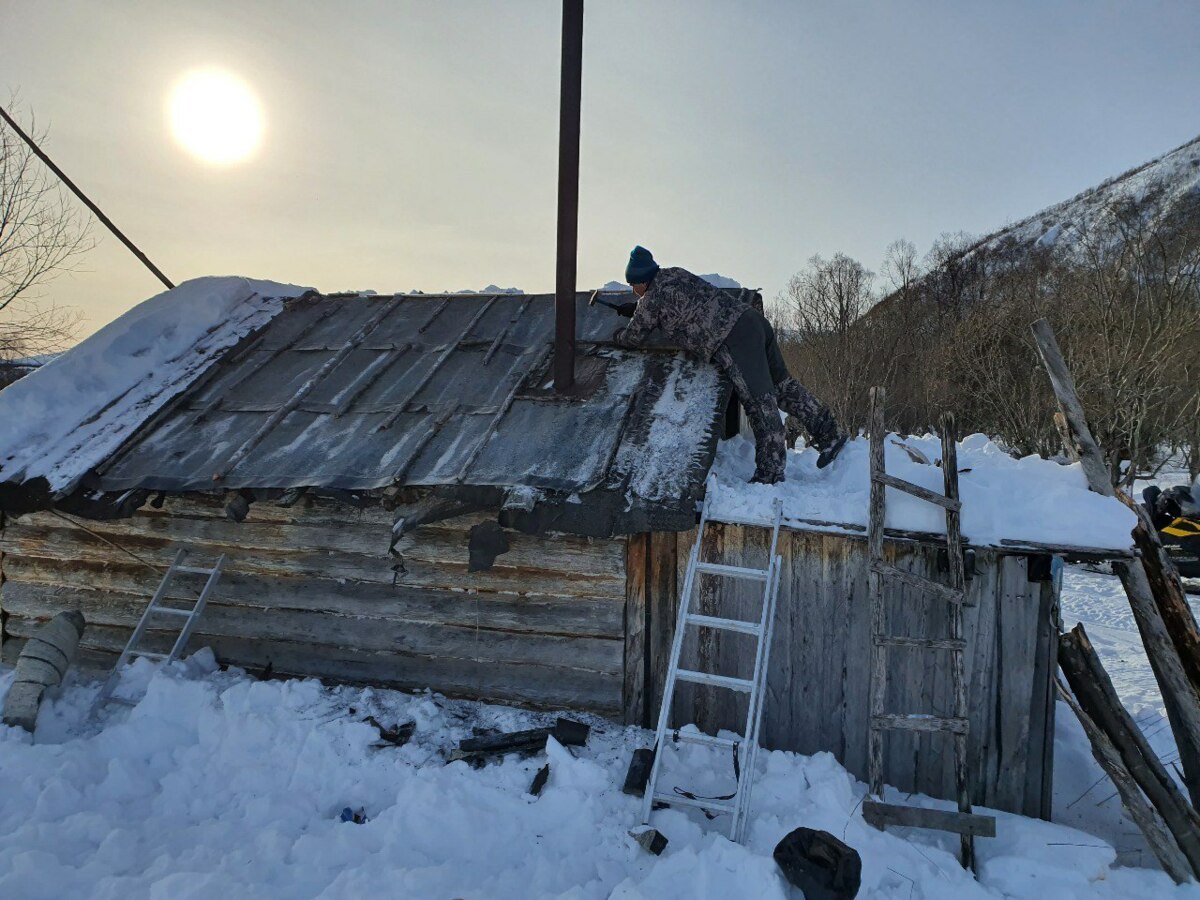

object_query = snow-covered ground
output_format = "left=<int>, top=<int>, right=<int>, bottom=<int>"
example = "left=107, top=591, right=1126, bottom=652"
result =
left=2, top=648, right=1192, bottom=900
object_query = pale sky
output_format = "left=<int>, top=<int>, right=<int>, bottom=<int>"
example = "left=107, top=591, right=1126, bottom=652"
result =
left=2, top=0, right=1199, bottom=338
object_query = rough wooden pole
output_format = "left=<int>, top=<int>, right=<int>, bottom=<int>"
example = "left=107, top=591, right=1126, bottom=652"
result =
left=1057, top=680, right=1192, bottom=883
left=1053, top=412, right=1080, bottom=463
left=1031, top=317, right=1200, bottom=806
left=867, top=387, right=887, bottom=799
left=1060, top=624, right=1200, bottom=878
left=940, top=413, right=973, bottom=870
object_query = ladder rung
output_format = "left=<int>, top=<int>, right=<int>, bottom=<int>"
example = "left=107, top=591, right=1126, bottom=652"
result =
left=872, top=472, right=961, bottom=511
left=686, top=613, right=762, bottom=637
left=872, top=714, right=968, bottom=735
left=132, top=651, right=168, bottom=661
left=694, top=561, right=770, bottom=581
left=652, top=791, right=736, bottom=815
left=675, top=669, right=755, bottom=693
left=863, top=800, right=996, bottom=837
left=672, top=730, right=741, bottom=750
left=151, top=606, right=195, bottom=617
left=874, top=634, right=966, bottom=652
left=871, top=562, right=965, bottom=605
left=176, top=565, right=216, bottom=576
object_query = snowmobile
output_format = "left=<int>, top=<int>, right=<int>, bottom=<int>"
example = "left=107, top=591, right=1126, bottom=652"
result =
left=1142, top=484, right=1200, bottom=582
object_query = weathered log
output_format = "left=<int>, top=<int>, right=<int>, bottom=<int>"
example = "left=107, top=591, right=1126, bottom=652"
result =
left=2, top=610, right=86, bottom=732
left=1056, top=680, right=1192, bottom=883
left=1130, top=503, right=1200, bottom=695
left=1060, top=624, right=1200, bottom=878
left=1031, top=317, right=1200, bottom=807
left=448, top=717, right=589, bottom=762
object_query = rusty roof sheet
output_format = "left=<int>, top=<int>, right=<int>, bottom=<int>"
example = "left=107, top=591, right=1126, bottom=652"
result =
left=82, top=290, right=733, bottom=532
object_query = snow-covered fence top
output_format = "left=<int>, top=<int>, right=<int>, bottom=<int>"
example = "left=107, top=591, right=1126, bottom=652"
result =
left=0, top=277, right=310, bottom=495
left=710, top=433, right=1137, bottom=554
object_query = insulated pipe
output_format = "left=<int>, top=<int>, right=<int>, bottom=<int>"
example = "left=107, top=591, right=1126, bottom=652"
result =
left=1, top=610, right=86, bottom=732
left=553, top=0, right=584, bottom=393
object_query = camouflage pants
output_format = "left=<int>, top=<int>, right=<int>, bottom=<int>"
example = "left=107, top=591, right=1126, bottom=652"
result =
left=714, top=310, right=840, bottom=484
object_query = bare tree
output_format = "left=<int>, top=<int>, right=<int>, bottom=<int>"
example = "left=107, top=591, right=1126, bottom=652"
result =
left=778, top=253, right=889, bottom=427
left=0, top=100, right=90, bottom=365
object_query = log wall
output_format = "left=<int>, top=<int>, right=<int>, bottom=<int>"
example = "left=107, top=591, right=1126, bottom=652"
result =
left=0, top=495, right=628, bottom=716
left=625, top=524, right=1058, bottom=818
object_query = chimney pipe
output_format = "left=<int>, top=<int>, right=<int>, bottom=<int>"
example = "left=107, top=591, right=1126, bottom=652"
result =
left=553, top=0, right=584, bottom=393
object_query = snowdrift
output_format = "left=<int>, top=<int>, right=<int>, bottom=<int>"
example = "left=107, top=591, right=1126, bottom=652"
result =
left=711, top=433, right=1138, bottom=553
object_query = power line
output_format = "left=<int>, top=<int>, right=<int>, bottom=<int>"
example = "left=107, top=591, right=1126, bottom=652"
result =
left=0, top=102, right=174, bottom=290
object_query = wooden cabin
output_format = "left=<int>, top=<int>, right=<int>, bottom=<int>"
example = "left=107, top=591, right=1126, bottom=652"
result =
left=0, top=285, right=1130, bottom=819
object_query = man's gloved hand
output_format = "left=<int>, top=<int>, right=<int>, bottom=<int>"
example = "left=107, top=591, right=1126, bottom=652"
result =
left=615, top=301, right=637, bottom=318
left=611, top=325, right=629, bottom=345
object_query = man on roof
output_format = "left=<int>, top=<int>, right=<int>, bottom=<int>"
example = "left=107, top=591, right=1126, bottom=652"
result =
left=612, top=245, right=847, bottom=484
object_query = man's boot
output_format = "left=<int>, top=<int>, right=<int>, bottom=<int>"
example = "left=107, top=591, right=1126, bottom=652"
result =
left=806, top=408, right=847, bottom=470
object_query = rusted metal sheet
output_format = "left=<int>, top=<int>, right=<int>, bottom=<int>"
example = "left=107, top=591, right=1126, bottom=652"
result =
left=69, top=291, right=735, bottom=538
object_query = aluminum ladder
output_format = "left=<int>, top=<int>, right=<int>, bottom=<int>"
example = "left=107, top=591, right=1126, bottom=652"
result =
left=95, top=549, right=225, bottom=708
left=640, top=476, right=783, bottom=843
left=863, top=387, right=994, bottom=870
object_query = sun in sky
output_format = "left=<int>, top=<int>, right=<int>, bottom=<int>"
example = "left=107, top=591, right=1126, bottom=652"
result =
left=168, top=69, right=264, bottom=165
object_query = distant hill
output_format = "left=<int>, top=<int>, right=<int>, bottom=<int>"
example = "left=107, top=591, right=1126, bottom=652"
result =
left=958, top=133, right=1200, bottom=262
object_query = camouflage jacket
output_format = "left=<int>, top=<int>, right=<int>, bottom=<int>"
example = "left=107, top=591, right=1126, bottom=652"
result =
left=613, top=267, right=750, bottom=361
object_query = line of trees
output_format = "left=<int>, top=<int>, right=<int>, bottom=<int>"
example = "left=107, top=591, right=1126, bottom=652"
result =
left=772, top=195, right=1200, bottom=485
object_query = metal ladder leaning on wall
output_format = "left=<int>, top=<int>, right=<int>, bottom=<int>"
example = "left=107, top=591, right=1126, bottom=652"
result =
left=640, top=475, right=784, bottom=843
left=94, top=549, right=225, bottom=709
left=863, top=387, right=995, bottom=870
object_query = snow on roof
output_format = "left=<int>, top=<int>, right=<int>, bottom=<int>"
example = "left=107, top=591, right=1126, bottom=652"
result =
left=0, top=276, right=311, bottom=496
left=710, top=433, right=1137, bottom=554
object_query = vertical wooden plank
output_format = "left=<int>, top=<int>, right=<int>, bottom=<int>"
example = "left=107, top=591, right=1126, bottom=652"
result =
left=914, top=542, right=948, bottom=799
left=819, top=533, right=850, bottom=762
left=969, top=556, right=1002, bottom=806
left=624, top=534, right=648, bottom=727
left=761, top=529, right=799, bottom=750
left=647, top=529, right=679, bottom=729
left=883, top=544, right=924, bottom=796
left=995, top=555, right=1038, bottom=813
left=1025, top=573, right=1060, bottom=819
left=785, top=530, right=827, bottom=755
left=840, top=531, right=872, bottom=779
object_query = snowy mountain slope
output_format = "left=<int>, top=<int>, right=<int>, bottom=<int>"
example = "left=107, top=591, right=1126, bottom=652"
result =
left=962, top=133, right=1200, bottom=260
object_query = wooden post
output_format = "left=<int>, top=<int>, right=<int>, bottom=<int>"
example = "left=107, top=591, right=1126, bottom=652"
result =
left=867, top=387, right=887, bottom=799
left=1053, top=412, right=1080, bottom=463
left=940, top=413, right=973, bottom=869
left=1031, top=317, right=1200, bottom=806
left=1060, top=624, right=1200, bottom=878
left=1058, top=680, right=1192, bottom=883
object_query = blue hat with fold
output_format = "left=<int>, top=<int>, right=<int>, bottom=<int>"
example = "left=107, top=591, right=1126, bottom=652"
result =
left=625, top=245, right=659, bottom=285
